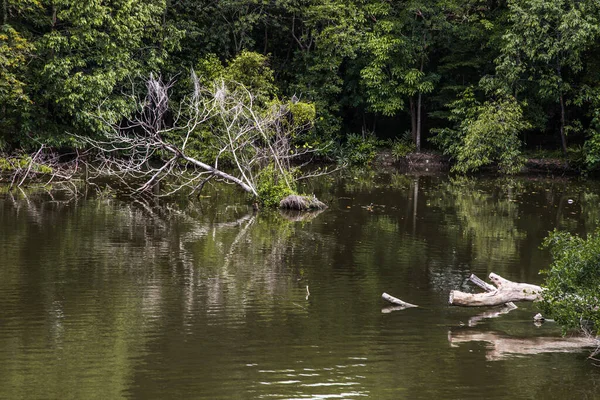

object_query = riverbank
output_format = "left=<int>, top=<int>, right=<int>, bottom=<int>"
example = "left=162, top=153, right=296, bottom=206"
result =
left=0, top=148, right=588, bottom=189
left=374, top=150, right=582, bottom=176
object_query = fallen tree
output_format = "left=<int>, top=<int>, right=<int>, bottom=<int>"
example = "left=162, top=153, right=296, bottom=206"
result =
left=74, top=65, right=334, bottom=206
left=449, top=273, right=543, bottom=307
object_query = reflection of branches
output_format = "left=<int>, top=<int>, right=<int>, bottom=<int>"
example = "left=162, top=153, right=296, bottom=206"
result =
left=278, top=208, right=325, bottom=222
left=223, top=214, right=256, bottom=266
left=2, top=146, right=80, bottom=189
left=2, top=188, right=330, bottom=347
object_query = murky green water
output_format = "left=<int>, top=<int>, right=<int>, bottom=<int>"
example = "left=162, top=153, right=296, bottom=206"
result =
left=1, top=172, right=600, bottom=399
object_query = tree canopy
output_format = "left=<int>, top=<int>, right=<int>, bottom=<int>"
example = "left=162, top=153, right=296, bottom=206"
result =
left=1, top=0, right=600, bottom=172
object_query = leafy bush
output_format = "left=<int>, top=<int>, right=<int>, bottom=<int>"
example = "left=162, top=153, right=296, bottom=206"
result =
left=388, top=132, right=415, bottom=160
left=566, top=145, right=587, bottom=172
left=338, top=133, right=382, bottom=165
left=0, top=154, right=53, bottom=174
left=431, top=88, right=529, bottom=174
left=584, top=112, right=600, bottom=171
left=540, top=229, right=600, bottom=335
left=256, top=164, right=297, bottom=208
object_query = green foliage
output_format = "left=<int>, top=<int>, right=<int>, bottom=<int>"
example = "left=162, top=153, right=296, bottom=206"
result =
left=0, top=23, right=34, bottom=146
left=584, top=128, right=600, bottom=170
left=256, top=164, right=297, bottom=208
left=579, top=92, right=600, bottom=170
left=0, top=0, right=598, bottom=179
left=359, top=0, right=439, bottom=134
left=338, top=133, right=382, bottom=165
left=388, top=133, right=415, bottom=160
left=432, top=88, right=529, bottom=174
left=0, top=154, right=53, bottom=174
left=495, top=0, right=600, bottom=154
left=195, top=51, right=277, bottom=104
left=540, top=229, right=600, bottom=335
left=288, top=101, right=316, bottom=128
left=0, top=25, right=32, bottom=106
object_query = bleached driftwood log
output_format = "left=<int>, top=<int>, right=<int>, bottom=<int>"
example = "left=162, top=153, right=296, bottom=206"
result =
left=467, top=273, right=516, bottom=308
left=449, top=273, right=543, bottom=307
left=381, top=293, right=418, bottom=309
left=448, top=330, right=598, bottom=361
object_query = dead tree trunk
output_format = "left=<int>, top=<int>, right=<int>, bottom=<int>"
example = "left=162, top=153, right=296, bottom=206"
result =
left=449, top=273, right=543, bottom=307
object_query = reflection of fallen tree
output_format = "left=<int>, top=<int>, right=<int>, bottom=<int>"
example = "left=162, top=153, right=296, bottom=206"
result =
left=467, top=303, right=518, bottom=327
left=278, top=208, right=325, bottom=222
left=449, top=330, right=599, bottom=361
left=449, top=273, right=542, bottom=307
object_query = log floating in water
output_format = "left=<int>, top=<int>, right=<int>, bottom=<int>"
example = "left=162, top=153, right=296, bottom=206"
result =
left=381, top=293, right=418, bottom=309
left=468, top=273, right=517, bottom=308
left=449, top=273, right=543, bottom=307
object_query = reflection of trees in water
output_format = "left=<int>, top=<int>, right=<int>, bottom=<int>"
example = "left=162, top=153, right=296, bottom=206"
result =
left=428, top=177, right=600, bottom=279
left=0, top=188, right=333, bottom=317
left=0, top=190, right=332, bottom=397
left=430, top=177, right=526, bottom=276
left=342, top=175, right=600, bottom=295
left=2, top=176, right=600, bottom=398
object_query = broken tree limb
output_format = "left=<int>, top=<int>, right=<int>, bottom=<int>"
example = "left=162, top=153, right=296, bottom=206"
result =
left=381, top=293, right=418, bottom=309
left=469, top=273, right=496, bottom=292
left=468, top=274, right=516, bottom=308
left=449, top=273, right=543, bottom=307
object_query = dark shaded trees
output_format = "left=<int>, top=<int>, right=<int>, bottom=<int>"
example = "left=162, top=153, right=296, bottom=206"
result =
left=2, top=0, right=600, bottom=171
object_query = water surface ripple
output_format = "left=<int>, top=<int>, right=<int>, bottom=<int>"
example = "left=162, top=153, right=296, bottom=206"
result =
left=1, top=174, right=599, bottom=399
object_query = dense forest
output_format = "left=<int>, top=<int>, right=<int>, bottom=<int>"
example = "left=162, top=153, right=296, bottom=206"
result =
left=1, top=0, right=600, bottom=173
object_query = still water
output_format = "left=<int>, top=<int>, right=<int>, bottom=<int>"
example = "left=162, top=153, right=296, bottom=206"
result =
left=1, top=172, right=599, bottom=399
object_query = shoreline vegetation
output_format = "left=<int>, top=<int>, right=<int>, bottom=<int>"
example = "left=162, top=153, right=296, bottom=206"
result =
left=0, top=147, right=590, bottom=189
left=0, top=148, right=586, bottom=183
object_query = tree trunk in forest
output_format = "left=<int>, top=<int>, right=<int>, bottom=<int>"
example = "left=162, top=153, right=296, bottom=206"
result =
left=556, top=60, right=568, bottom=157
left=559, top=92, right=568, bottom=157
left=409, top=97, right=416, bottom=144
left=416, top=92, right=422, bottom=152
left=449, top=273, right=543, bottom=307
left=415, top=55, right=425, bottom=152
